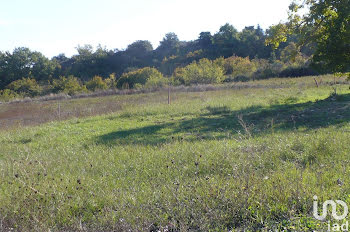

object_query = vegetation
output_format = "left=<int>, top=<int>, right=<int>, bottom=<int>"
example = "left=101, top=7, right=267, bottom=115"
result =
left=86, top=76, right=108, bottom=91
left=266, top=0, right=350, bottom=74
left=174, top=58, right=225, bottom=85
left=1, top=0, right=349, bottom=100
left=51, top=76, right=87, bottom=95
left=6, top=78, right=42, bottom=97
left=0, top=89, right=18, bottom=101
left=0, top=0, right=349, bottom=230
left=0, top=75, right=349, bottom=231
left=0, top=17, right=332, bottom=100
left=0, top=47, right=58, bottom=88
left=222, top=56, right=256, bottom=80
left=116, top=67, right=165, bottom=89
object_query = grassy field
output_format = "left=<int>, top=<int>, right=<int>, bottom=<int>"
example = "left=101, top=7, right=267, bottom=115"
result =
left=0, top=75, right=350, bottom=231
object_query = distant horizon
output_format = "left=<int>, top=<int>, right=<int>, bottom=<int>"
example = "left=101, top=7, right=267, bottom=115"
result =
left=0, top=0, right=291, bottom=58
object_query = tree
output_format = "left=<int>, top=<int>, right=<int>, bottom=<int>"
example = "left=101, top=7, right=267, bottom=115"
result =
left=197, top=32, right=213, bottom=50
left=70, top=45, right=111, bottom=80
left=52, top=53, right=69, bottom=64
left=238, top=26, right=271, bottom=59
left=266, top=0, right=350, bottom=74
left=213, top=23, right=240, bottom=57
left=126, top=40, right=153, bottom=56
left=156, top=33, right=180, bottom=58
left=76, top=44, right=94, bottom=57
left=125, top=40, right=154, bottom=68
left=0, top=47, right=57, bottom=87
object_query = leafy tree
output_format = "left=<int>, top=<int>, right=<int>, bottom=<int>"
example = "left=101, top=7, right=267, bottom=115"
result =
left=266, top=0, right=350, bottom=73
left=52, top=53, right=69, bottom=64
left=70, top=45, right=111, bottom=80
left=126, top=40, right=153, bottom=56
left=124, top=40, right=154, bottom=68
left=280, top=42, right=309, bottom=67
left=155, top=33, right=180, bottom=58
left=159, top=33, right=179, bottom=50
left=76, top=44, right=94, bottom=57
left=238, top=25, right=271, bottom=58
left=0, top=47, right=57, bottom=87
left=197, top=32, right=213, bottom=50
left=213, top=23, right=240, bottom=57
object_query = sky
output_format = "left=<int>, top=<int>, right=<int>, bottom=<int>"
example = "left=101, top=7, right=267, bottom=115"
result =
left=0, top=0, right=292, bottom=58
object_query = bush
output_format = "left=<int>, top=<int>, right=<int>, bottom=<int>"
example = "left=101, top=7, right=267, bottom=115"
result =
left=213, top=57, right=225, bottom=68
left=279, top=66, right=318, bottom=78
left=51, top=76, right=87, bottom=95
left=117, top=67, right=165, bottom=89
left=171, top=67, right=186, bottom=85
left=86, top=76, right=108, bottom=91
left=222, top=56, right=257, bottom=78
left=6, top=78, right=42, bottom=97
left=145, top=75, right=168, bottom=89
left=174, top=58, right=225, bottom=85
left=133, top=83, right=143, bottom=89
left=253, top=59, right=285, bottom=79
left=105, top=73, right=117, bottom=89
left=0, top=89, right=18, bottom=101
left=223, top=75, right=251, bottom=83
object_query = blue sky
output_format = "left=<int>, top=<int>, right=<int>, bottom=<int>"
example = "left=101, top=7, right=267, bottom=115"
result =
left=0, top=0, right=291, bottom=58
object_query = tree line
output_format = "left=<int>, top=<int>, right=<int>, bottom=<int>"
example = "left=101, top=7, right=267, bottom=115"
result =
left=0, top=0, right=349, bottom=100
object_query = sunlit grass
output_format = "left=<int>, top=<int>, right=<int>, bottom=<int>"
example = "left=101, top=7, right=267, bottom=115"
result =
left=0, top=75, right=349, bottom=231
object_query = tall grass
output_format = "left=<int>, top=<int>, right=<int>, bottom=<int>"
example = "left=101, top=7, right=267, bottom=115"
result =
left=0, top=75, right=349, bottom=231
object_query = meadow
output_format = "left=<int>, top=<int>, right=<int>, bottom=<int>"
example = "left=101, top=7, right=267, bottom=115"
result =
left=0, top=75, right=350, bottom=231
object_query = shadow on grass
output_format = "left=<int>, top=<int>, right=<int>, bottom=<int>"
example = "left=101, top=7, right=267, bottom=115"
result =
left=97, top=94, right=350, bottom=146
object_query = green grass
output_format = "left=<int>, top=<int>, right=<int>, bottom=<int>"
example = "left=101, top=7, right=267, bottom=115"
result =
left=0, top=76, right=350, bottom=231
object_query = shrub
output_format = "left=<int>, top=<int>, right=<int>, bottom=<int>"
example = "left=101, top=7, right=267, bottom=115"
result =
left=86, top=76, right=108, bottom=91
left=253, top=59, right=285, bottom=79
left=144, top=75, right=168, bottom=89
left=105, top=73, right=117, bottom=89
left=117, top=67, right=164, bottom=89
left=51, top=76, right=87, bottom=95
left=0, top=89, right=18, bottom=101
left=280, top=42, right=300, bottom=64
left=223, top=56, right=257, bottom=78
left=133, top=83, right=143, bottom=89
left=6, top=78, right=42, bottom=97
left=229, top=75, right=251, bottom=82
left=171, top=67, right=186, bottom=85
left=279, top=66, right=317, bottom=78
left=174, top=58, right=225, bottom=85
left=213, top=57, right=225, bottom=68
